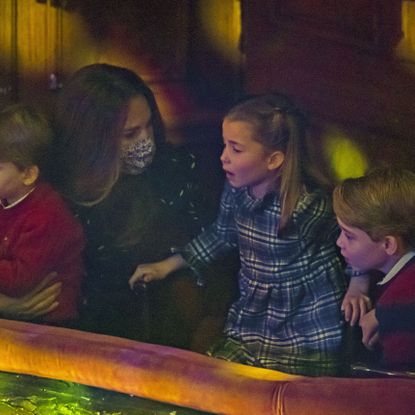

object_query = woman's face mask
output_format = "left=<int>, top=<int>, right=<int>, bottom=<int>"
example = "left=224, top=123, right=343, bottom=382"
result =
left=120, top=96, right=156, bottom=175
left=120, top=135, right=156, bottom=175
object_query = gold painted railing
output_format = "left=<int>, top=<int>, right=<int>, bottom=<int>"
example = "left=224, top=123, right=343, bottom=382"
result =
left=0, top=319, right=414, bottom=415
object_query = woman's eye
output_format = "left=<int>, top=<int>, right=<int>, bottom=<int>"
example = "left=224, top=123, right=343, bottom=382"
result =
left=123, top=130, right=139, bottom=140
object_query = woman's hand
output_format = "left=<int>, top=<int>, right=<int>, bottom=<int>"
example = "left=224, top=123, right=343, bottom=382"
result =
left=0, top=272, right=61, bottom=320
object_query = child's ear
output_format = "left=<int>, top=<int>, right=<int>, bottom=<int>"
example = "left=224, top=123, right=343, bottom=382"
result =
left=383, top=235, right=399, bottom=256
left=22, top=165, right=39, bottom=186
left=267, top=151, right=285, bottom=171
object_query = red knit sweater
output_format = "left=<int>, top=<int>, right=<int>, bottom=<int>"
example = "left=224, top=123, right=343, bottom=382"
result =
left=375, top=256, right=415, bottom=368
left=0, top=182, right=85, bottom=322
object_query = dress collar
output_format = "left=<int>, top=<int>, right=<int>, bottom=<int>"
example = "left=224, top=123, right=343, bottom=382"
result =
left=236, top=186, right=279, bottom=211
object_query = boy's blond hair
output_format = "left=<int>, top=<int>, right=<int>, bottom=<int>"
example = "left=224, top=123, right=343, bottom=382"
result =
left=333, top=167, right=415, bottom=248
left=0, top=104, right=52, bottom=172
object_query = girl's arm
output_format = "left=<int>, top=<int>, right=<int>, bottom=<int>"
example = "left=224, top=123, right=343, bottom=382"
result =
left=129, top=184, right=239, bottom=290
left=129, top=254, right=187, bottom=287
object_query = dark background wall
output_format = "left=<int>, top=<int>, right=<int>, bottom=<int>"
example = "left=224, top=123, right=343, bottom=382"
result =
left=1, top=0, right=414, bottom=177
left=240, top=0, right=415, bottom=177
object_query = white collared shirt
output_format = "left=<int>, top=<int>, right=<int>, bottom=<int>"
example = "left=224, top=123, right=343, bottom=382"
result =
left=0, top=187, right=36, bottom=210
left=377, top=251, right=415, bottom=286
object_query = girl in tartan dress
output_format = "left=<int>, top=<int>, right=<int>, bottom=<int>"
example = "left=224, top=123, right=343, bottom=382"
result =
left=129, top=94, right=347, bottom=375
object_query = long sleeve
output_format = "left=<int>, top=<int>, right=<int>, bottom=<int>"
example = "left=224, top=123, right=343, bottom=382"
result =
left=1, top=210, right=74, bottom=295
left=375, top=258, right=415, bottom=368
left=182, top=183, right=238, bottom=273
left=0, top=183, right=84, bottom=321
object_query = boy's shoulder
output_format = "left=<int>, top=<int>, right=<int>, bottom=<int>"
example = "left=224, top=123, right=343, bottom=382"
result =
left=378, top=256, right=415, bottom=304
left=25, top=182, right=83, bottom=232
left=30, top=181, right=71, bottom=210
left=3, top=181, right=84, bottom=248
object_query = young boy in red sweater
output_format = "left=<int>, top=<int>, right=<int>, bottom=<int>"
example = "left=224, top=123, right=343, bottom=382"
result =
left=333, top=167, right=415, bottom=369
left=0, top=104, right=85, bottom=325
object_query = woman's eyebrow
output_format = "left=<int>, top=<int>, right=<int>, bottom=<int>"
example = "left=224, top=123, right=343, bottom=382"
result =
left=123, top=125, right=141, bottom=133
left=123, top=116, right=152, bottom=132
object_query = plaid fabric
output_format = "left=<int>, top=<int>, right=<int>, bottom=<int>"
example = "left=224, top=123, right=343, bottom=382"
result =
left=183, top=183, right=347, bottom=376
left=207, top=336, right=343, bottom=376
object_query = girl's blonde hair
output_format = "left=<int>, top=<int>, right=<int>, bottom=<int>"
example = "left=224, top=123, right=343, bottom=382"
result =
left=225, top=93, right=321, bottom=230
left=333, top=167, right=415, bottom=248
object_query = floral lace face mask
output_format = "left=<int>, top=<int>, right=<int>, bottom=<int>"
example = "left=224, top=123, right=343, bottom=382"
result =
left=120, top=135, right=156, bottom=175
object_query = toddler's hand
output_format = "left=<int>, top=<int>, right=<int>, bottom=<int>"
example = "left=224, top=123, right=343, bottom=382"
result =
left=0, top=272, right=61, bottom=320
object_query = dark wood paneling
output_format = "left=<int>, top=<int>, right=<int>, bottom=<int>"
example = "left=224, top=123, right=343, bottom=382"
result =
left=241, top=0, right=415, bottom=168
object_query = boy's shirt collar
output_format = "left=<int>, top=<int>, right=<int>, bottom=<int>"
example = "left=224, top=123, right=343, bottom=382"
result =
left=377, top=251, right=415, bottom=286
left=0, top=187, right=36, bottom=210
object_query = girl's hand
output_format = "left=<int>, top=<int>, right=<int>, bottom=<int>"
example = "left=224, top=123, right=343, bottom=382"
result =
left=341, top=290, right=372, bottom=326
left=342, top=275, right=372, bottom=326
left=129, top=262, right=170, bottom=288
left=0, top=272, right=61, bottom=320
left=129, top=254, right=187, bottom=289
left=359, top=309, right=380, bottom=350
